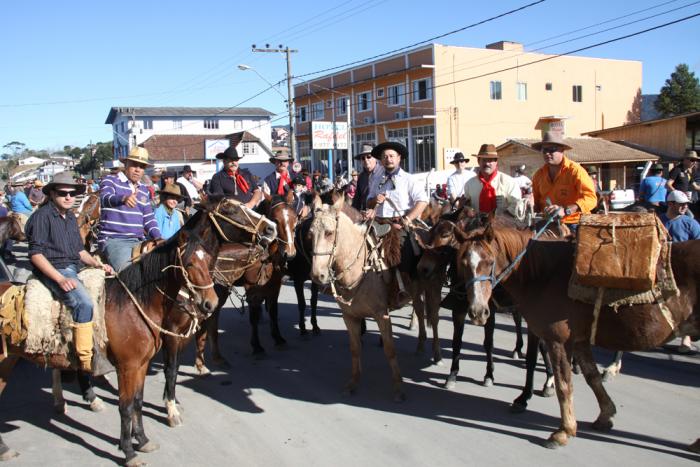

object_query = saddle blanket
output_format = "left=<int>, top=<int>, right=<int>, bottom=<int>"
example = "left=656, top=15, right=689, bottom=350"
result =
left=21, top=268, right=107, bottom=356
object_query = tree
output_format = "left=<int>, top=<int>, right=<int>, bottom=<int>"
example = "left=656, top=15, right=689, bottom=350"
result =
left=3, top=141, right=25, bottom=158
left=654, top=63, right=700, bottom=117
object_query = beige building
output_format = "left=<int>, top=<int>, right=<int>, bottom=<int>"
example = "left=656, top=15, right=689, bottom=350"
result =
left=293, top=41, right=642, bottom=173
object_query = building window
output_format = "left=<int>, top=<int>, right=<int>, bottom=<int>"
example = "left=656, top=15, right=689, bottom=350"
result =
left=336, top=97, right=347, bottom=115
left=311, top=102, right=324, bottom=120
left=412, top=78, right=432, bottom=102
left=298, top=106, right=308, bottom=122
left=357, top=91, right=371, bottom=112
left=490, top=81, right=502, bottom=100
left=234, top=120, right=242, bottom=129
left=242, top=142, right=256, bottom=155
left=413, top=125, right=435, bottom=172
left=173, top=120, right=182, bottom=130
left=120, top=122, right=125, bottom=132
left=376, top=88, right=384, bottom=98
left=387, top=128, right=409, bottom=171
left=545, top=82, right=553, bottom=91
left=326, top=100, right=333, bottom=109
left=143, top=119, right=153, bottom=130
left=353, top=132, right=375, bottom=155
left=387, top=84, right=405, bottom=106
left=516, top=82, right=527, bottom=101
left=572, top=85, right=583, bottom=102
left=203, top=119, right=219, bottom=129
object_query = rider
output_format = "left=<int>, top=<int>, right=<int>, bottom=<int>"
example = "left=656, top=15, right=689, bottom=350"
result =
left=446, top=152, right=475, bottom=204
left=262, top=151, right=295, bottom=198
left=25, top=172, right=114, bottom=372
left=367, top=141, right=428, bottom=309
left=638, top=163, right=667, bottom=206
left=208, top=146, right=262, bottom=209
left=154, top=183, right=185, bottom=240
left=666, top=150, right=700, bottom=206
left=352, top=143, right=384, bottom=215
left=98, top=146, right=162, bottom=272
left=463, top=144, right=525, bottom=219
left=531, top=132, right=597, bottom=228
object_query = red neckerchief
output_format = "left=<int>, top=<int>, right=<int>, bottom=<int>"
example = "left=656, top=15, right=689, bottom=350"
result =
left=478, top=170, right=498, bottom=213
left=227, top=169, right=249, bottom=193
left=277, top=171, right=291, bottom=195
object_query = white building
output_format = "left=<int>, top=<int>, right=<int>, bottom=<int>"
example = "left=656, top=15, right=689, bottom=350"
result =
left=18, top=156, right=45, bottom=166
left=105, top=106, right=274, bottom=160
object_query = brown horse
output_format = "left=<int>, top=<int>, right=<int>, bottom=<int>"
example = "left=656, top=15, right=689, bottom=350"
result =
left=453, top=217, right=700, bottom=449
left=0, top=214, right=26, bottom=244
left=0, top=199, right=269, bottom=465
left=75, top=192, right=100, bottom=251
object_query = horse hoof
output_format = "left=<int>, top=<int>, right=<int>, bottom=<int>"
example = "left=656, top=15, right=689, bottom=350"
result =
left=125, top=455, right=146, bottom=467
left=252, top=349, right=267, bottom=360
left=136, top=441, right=159, bottom=453
left=434, top=358, right=444, bottom=367
left=89, top=397, right=106, bottom=413
left=541, top=386, right=556, bottom=398
left=0, top=448, right=19, bottom=461
left=53, top=401, right=67, bottom=415
left=312, top=327, right=321, bottom=336
left=195, top=366, right=211, bottom=376
left=601, top=371, right=615, bottom=383
left=299, top=328, right=308, bottom=336
left=591, top=419, right=613, bottom=432
left=213, top=358, right=231, bottom=369
left=572, top=364, right=581, bottom=375
left=482, top=377, right=494, bottom=388
left=444, top=376, right=457, bottom=390
left=509, top=402, right=527, bottom=414
left=341, top=387, right=356, bottom=398
left=393, top=392, right=406, bottom=403
left=542, top=439, right=562, bottom=450
left=168, top=414, right=183, bottom=428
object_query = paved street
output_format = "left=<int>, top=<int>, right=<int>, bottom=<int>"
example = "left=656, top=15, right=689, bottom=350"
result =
left=1, top=257, right=698, bottom=467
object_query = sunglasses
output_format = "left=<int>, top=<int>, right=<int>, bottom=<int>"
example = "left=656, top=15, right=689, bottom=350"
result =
left=541, top=146, right=561, bottom=153
left=361, top=155, right=373, bottom=160
left=55, top=190, right=77, bottom=198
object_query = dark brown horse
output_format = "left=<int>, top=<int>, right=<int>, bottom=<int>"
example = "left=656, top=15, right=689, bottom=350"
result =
left=0, top=214, right=26, bottom=244
left=453, top=217, right=700, bottom=449
left=75, top=192, right=100, bottom=251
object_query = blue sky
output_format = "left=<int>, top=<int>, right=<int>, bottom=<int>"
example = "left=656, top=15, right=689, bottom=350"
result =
left=1, top=0, right=699, bottom=150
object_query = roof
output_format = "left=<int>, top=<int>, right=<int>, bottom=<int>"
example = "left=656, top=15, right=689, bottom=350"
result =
left=105, top=106, right=275, bottom=124
left=498, top=137, right=659, bottom=164
left=141, top=131, right=274, bottom=162
left=582, top=111, right=700, bottom=136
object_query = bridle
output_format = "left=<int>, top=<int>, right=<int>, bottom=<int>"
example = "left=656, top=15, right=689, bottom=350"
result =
left=208, top=199, right=276, bottom=245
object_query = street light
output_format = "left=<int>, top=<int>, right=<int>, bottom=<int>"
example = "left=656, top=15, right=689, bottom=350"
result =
left=237, top=64, right=287, bottom=101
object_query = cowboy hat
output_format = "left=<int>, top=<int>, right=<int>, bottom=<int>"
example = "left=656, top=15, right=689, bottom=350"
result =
left=450, top=152, right=470, bottom=164
left=120, top=146, right=153, bottom=166
left=371, top=141, right=408, bottom=159
left=531, top=131, right=572, bottom=151
left=33, top=180, right=44, bottom=188
left=42, top=172, right=86, bottom=196
left=217, top=146, right=242, bottom=161
left=354, top=143, right=375, bottom=160
left=292, top=174, right=307, bottom=186
left=160, top=183, right=184, bottom=200
left=683, top=149, right=700, bottom=161
left=651, top=163, right=664, bottom=171
left=585, top=165, right=598, bottom=175
left=476, top=144, right=499, bottom=158
left=270, top=151, right=293, bottom=163
left=312, top=170, right=321, bottom=177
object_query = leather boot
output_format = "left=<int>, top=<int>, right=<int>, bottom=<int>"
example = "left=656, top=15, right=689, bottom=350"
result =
left=91, top=342, right=115, bottom=377
left=73, top=322, right=94, bottom=373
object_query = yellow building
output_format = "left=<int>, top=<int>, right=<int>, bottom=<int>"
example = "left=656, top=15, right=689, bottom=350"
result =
left=293, top=41, right=642, bottom=173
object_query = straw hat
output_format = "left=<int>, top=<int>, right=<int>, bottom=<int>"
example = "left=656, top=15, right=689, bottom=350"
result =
left=531, top=131, right=572, bottom=151
left=42, top=172, right=86, bottom=196
left=33, top=180, right=44, bottom=188
left=120, top=146, right=153, bottom=166
left=683, top=149, right=700, bottom=161
left=160, top=183, right=184, bottom=200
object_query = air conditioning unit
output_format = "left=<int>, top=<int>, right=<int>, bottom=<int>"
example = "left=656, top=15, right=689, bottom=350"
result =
left=363, top=117, right=374, bottom=124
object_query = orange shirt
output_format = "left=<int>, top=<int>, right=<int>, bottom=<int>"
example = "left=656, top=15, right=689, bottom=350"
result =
left=532, top=156, right=597, bottom=224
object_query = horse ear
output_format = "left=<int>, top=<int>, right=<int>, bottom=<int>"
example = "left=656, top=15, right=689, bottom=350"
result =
left=311, top=193, right=322, bottom=212
left=285, top=189, right=295, bottom=205
left=483, top=212, right=496, bottom=242
left=453, top=225, right=470, bottom=243
left=332, top=190, right=345, bottom=210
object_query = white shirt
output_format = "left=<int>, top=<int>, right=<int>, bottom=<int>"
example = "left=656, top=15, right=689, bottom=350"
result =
left=447, top=169, right=476, bottom=199
left=368, top=168, right=428, bottom=218
left=177, top=176, right=200, bottom=201
left=464, top=170, right=525, bottom=220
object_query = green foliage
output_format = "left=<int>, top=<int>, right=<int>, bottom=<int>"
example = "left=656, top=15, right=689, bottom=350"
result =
left=654, top=63, right=700, bottom=117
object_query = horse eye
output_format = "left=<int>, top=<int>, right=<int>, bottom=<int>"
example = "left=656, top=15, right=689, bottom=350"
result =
left=325, top=230, right=333, bottom=238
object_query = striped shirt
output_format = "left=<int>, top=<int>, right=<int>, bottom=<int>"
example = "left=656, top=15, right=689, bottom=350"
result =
left=98, top=172, right=161, bottom=247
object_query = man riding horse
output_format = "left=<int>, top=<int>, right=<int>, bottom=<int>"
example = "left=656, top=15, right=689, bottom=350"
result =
left=208, top=146, right=262, bottom=208
left=98, top=146, right=162, bottom=272
left=366, top=141, right=428, bottom=309
left=25, top=172, right=114, bottom=372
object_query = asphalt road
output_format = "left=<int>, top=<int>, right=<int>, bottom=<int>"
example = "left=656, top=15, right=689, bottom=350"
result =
left=2, top=251, right=699, bottom=466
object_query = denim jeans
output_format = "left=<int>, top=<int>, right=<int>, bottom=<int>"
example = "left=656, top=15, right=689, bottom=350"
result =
left=102, top=237, right=141, bottom=273
left=37, top=264, right=93, bottom=323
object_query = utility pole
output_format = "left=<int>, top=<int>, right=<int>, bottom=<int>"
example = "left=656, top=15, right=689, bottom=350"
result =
left=251, top=44, right=298, bottom=161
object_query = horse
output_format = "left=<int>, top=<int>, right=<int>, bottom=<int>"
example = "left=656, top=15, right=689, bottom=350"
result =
left=0, top=205, right=222, bottom=465
left=453, top=216, right=700, bottom=449
left=75, top=192, right=100, bottom=251
left=0, top=214, right=26, bottom=246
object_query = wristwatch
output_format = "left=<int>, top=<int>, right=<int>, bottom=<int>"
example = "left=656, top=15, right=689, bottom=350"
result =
left=564, top=207, right=573, bottom=216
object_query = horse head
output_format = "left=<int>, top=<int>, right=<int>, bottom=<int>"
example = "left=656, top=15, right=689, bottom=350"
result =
left=203, top=195, right=277, bottom=246
left=266, top=191, right=298, bottom=261
left=7, top=213, right=26, bottom=242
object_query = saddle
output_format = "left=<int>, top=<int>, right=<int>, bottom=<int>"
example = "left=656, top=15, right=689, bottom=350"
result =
left=1, top=268, right=109, bottom=360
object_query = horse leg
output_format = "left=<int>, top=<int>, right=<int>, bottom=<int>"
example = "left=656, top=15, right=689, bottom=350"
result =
left=482, top=309, right=496, bottom=387
left=267, top=287, right=286, bottom=348
left=207, top=309, right=228, bottom=367
left=0, top=355, right=19, bottom=461
left=602, top=351, right=623, bottom=382
left=445, top=308, right=467, bottom=390
left=294, top=278, right=308, bottom=335
left=408, top=308, right=419, bottom=331
left=375, top=314, right=405, bottom=402
left=310, top=282, right=320, bottom=334
left=425, top=284, right=442, bottom=365
left=52, top=369, right=68, bottom=414
left=341, top=314, right=363, bottom=396
left=117, top=364, right=153, bottom=466
left=512, top=309, right=525, bottom=359
left=77, top=370, right=105, bottom=412
left=574, top=342, right=617, bottom=432
left=413, top=293, right=427, bottom=356
left=162, top=335, right=184, bottom=427
left=539, top=341, right=556, bottom=397
left=248, top=299, right=266, bottom=356
left=129, top=364, right=159, bottom=456
left=543, top=340, right=577, bottom=449
left=511, top=330, right=540, bottom=413
left=194, top=319, right=211, bottom=375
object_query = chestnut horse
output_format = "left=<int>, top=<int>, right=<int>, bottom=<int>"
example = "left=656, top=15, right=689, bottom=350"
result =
left=75, top=192, right=100, bottom=251
left=454, top=217, right=700, bottom=449
left=0, top=214, right=26, bottom=245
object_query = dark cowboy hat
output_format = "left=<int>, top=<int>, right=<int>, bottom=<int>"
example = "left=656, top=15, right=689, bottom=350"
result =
left=354, top=143, right=375, bottom=160
left=312, top=170, right=321, bottom=177
left=270, top=151, right=293, bottom=163
left=531, top=131, right=572, bottom=151
left=683, top=149, right=700, bottom=161
left=42, top=172, right=86, bottom=196
left=216, top=146, right=242, bottom=161
left=292, top=174, right=307, bottom=186
left=371, top=141, right=408, bottom=159
left=162, top=171, right=176, bottom=179
left=160, top=183, right=184, bottom=200
left=651, top=163, right=664, bottom=171
left=476, top=144, right=499, bottom=158
left=450, top=152, right=470, bottom=164
left=182, top=165, right=193, bottom=173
